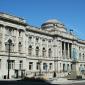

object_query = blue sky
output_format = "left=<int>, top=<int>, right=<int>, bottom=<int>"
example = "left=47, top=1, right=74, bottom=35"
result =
left=0, top=0, right=85, bottom=39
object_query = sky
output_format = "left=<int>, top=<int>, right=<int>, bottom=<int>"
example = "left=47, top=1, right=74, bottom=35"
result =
left=0, top=0, right=85, bottom=39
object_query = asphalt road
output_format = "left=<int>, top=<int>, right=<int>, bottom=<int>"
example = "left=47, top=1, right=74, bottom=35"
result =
left=0, top=80, right=85, bottom=85
left=0, top=80, right=51, bottom=85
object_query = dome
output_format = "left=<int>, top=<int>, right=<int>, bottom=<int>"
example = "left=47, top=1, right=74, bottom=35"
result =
left=41, top=19, right=64, bottom=28
left=45, top=19, right=62, bottom=24
left=41, top=19, right=66, bottom=32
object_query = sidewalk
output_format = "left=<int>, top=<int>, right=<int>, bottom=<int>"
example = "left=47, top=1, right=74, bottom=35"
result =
left=0, top=78, right=21, bottom=81
left=47, top=78, right=85, bottom=84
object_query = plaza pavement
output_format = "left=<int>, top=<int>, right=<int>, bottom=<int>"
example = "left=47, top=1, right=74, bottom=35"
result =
left=47, top=78, right=85, bottom=84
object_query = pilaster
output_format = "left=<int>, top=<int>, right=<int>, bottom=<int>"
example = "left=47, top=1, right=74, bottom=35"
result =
left=2, top=26, right=5, bottom=51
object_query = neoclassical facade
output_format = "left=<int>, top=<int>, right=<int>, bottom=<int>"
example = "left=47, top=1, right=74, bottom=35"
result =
left=0, top=12, right=85, bottom=79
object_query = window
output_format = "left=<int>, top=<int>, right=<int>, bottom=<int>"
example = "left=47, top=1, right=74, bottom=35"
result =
left=48, top=40, right=51, bottom=43
left=79, top=64, right=82, bottom=72
left=19, top=31, right=21, bottom=36
left=36, top=62, right=40, bottom=70
left=5, top=43, right=8, bottom=52
left=36, top=46, right=39, bottom=56
left=19, top=30, right=22, bottom=37
left=19, top=60, right=23, bottom=69
left=36, top=37, right=39, bottom=42
left=8, top=60, right=15, bottom=69
left=18, top=42, right=22, bottom=53
left=83, top=53, right=84, bottom=60
left=79, top=53, right=81, bottom=60
left=29, top=36, right=32, bottom=41
left=28, top=45, right=32, bottom=56
left=48, top=48, right=52, bottom=57
left=6, top=28, right=12, bottom=36
left=0, top=59, right=1, bottom=69
left=42, top=39, right=45, bottom=42
left=29, top=62, right=33, bottom=70
left=49, top=63, right=52, bottom=70
left=67, top=64, right=69, bottom=71
left=84, top=65, right=85, bottom=68
left=42, top=47, right=46, bottom=57
left=71, top=64, right=72, bottom=70
left=63, top=64, right=65, bottom=72
left=43, top=63, right=47, bottom=70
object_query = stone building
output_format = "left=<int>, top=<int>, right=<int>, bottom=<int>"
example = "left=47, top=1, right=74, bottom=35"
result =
left=0, top=12, right=85, bottom=79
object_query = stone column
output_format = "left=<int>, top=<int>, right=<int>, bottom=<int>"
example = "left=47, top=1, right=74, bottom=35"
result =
left=68, top=43, right=70, bottom=59
left=32, top=37, right=35, bottom=57
left=69, top=43, right=72, bottom=59
left=15, top=30, right=19, bottom=54
left=64, top=42, right=66, bottom=59
left=2, top=26, right=5, bottom=51
left=22, top=31, right=25, bottom=54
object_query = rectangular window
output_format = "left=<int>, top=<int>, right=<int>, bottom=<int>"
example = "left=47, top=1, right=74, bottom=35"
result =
left=63, top=64, right=65, bottom=72
left=19, top=31, right=21, bottom=36
left=49, top=63, right=52, bottom=70
left=43, top=63, right=47, bottom=70
left=36, top=62, right=39, bottom=70
left=8, top=60, right=15, bottom=69
left=67, top=64, right=69, bottom=71
left=19, top=42, right=22, bottom=53
left=71, top=64, right=72, bottom=70
left=36, top=37, right=39, bottom=42
left=29, top=62, right=33, bottom=70
left=19, top=60, right=23, bottom=69
left=29, top=36, right=32, bottom=41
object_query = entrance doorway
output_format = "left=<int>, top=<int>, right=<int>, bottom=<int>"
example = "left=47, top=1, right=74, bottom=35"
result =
left=15, top=70, right=18, bottom=78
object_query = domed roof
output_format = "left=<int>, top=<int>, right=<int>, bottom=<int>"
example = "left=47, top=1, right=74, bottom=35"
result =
left=45, top=19, right=62, bottom=24
left=41, top=19, right=66, bottom=32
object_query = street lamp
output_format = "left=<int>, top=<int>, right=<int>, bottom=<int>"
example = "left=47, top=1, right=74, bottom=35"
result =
left=7, top=39, right=12, bottom=79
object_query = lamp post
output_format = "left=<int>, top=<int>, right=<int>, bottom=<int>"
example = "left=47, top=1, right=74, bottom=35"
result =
left=7, top=39, right=12, bottom=79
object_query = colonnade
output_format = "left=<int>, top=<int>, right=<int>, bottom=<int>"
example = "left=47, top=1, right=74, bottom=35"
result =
left=62, top=42, right=72, bottom=59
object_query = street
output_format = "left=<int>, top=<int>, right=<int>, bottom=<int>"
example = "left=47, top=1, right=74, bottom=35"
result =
left=0, top=80, right=85, bottom=85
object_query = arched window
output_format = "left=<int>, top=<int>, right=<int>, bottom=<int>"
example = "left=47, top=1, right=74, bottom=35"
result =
left=83, top=53, right=84, bottom=60
left=42, top=47, right=46, bottom=57
left=48, top=48, right=52, bottom=57
left=28, top=45, right=32, bottom=56
left=18, top=42, right=22, bottom=53
left=36, top=46, right=39, bottom=57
